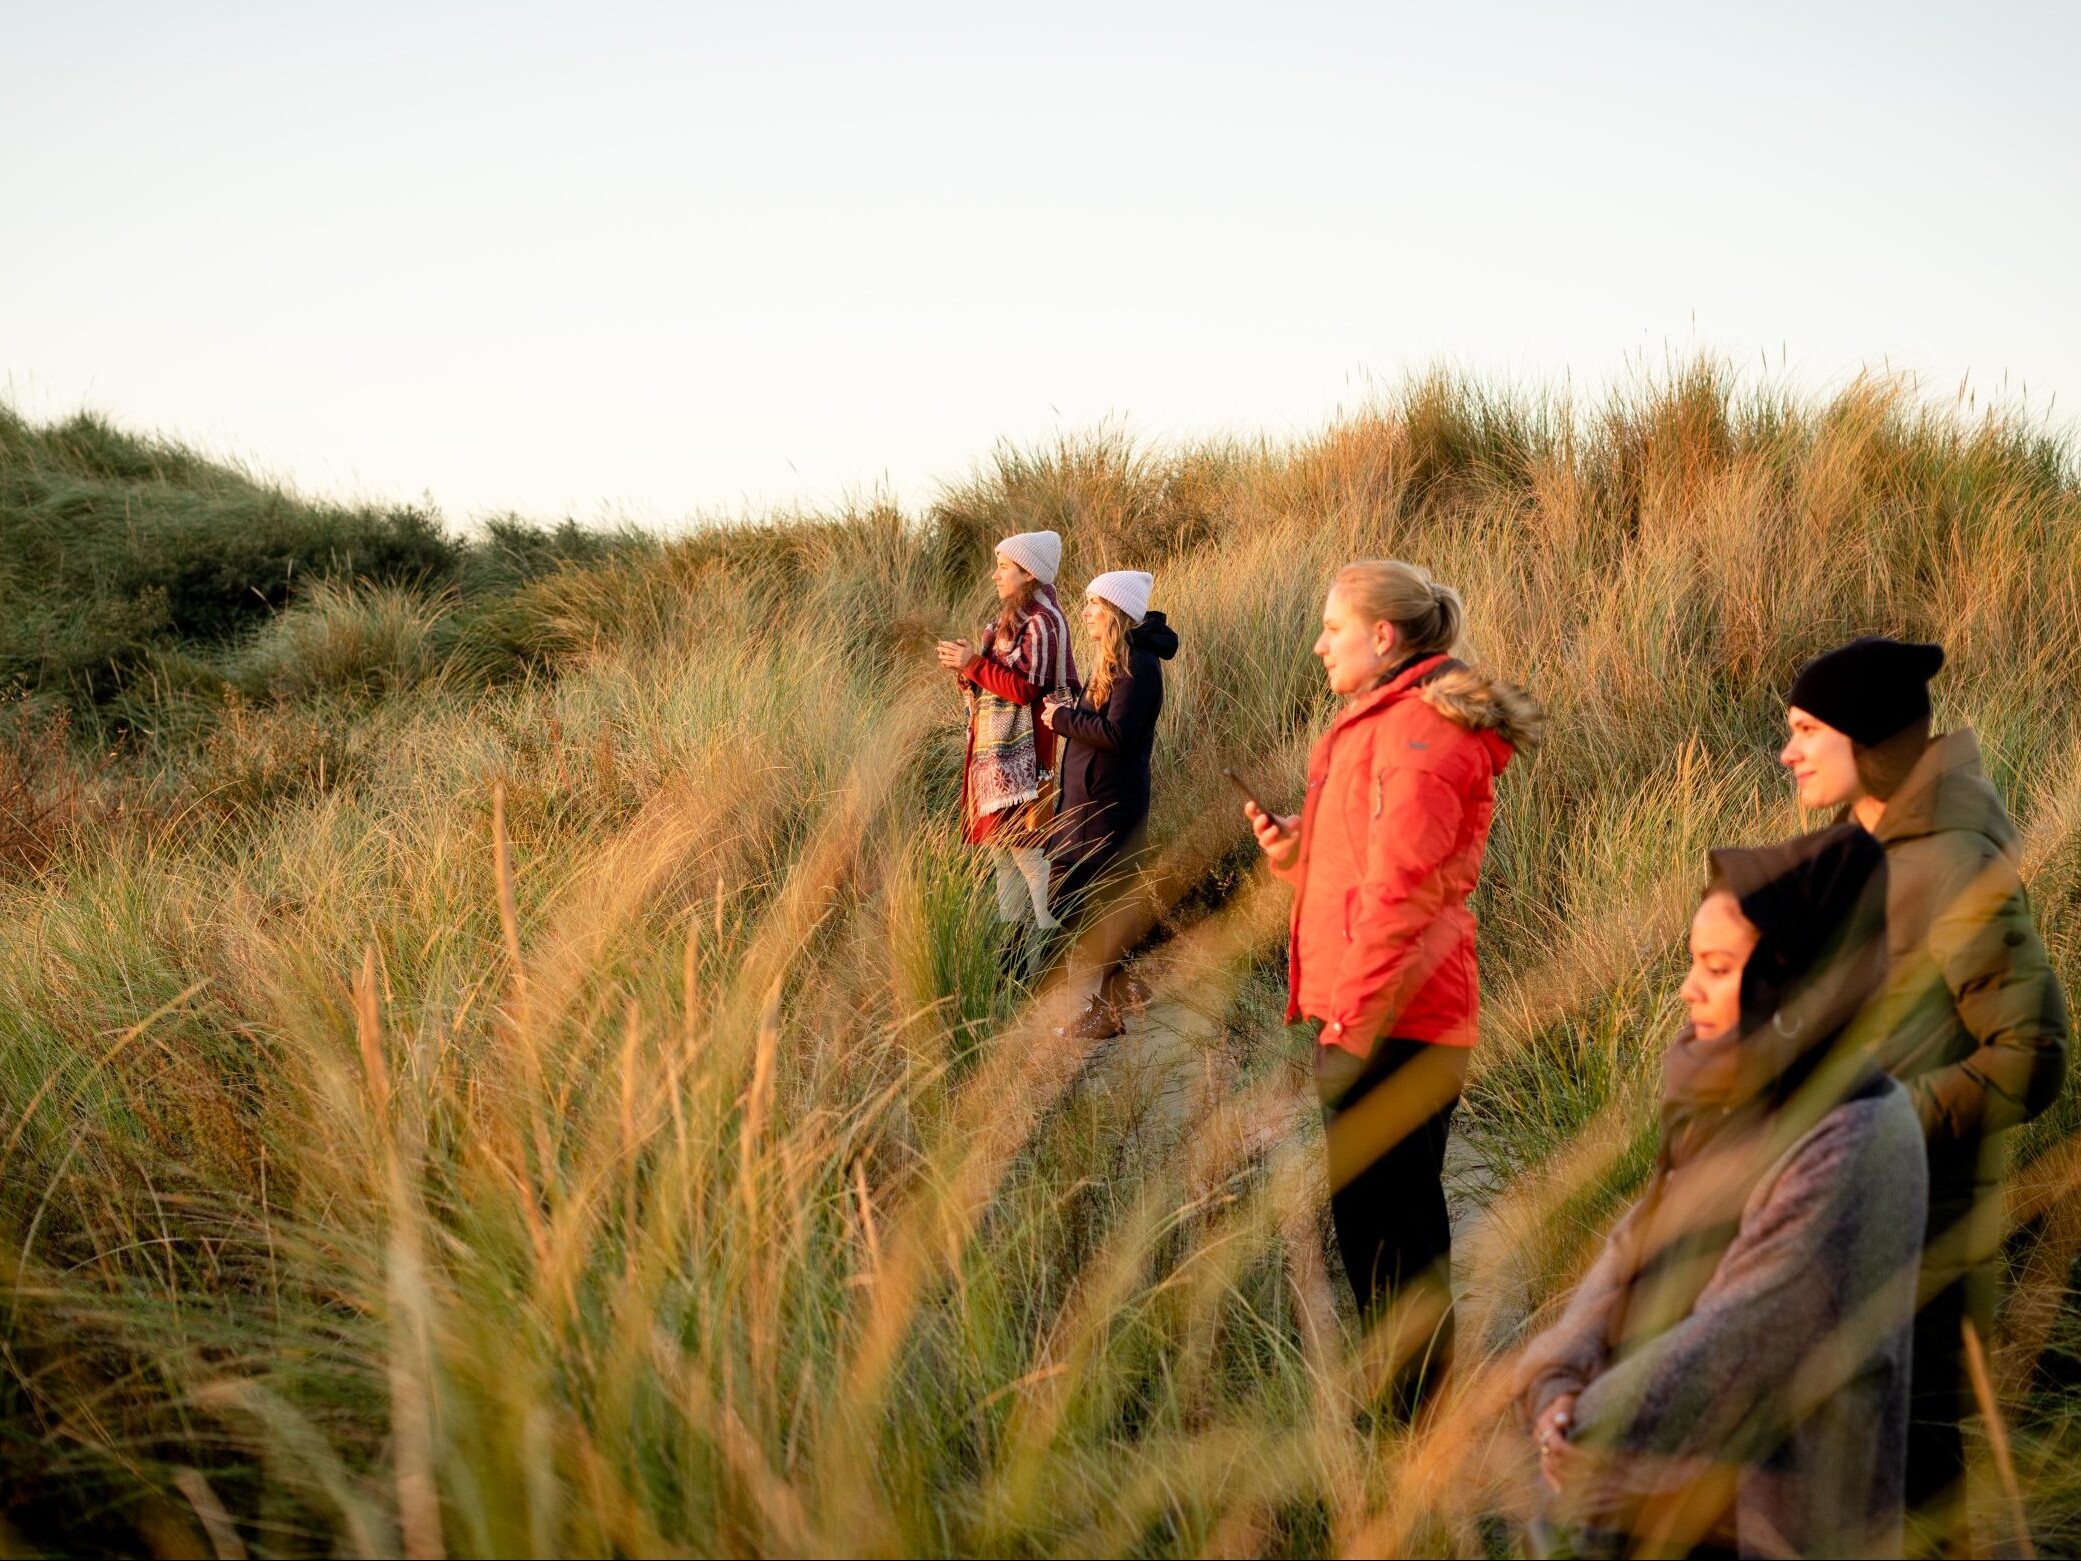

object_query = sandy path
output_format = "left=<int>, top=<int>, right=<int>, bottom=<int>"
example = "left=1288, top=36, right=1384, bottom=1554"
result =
left=1050, top=948, right=1532, bottom=1361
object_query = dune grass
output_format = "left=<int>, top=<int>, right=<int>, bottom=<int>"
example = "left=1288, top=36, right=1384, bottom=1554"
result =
left=2, top=364, right=2079, bottom=1556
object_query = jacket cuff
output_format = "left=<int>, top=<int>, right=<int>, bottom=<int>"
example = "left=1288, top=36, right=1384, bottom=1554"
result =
left=1321, top=1018, right=1369, bottom=1056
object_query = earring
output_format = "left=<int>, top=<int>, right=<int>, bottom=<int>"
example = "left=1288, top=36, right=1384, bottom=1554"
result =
left=1771, top=1010, right=1804, bottom=1039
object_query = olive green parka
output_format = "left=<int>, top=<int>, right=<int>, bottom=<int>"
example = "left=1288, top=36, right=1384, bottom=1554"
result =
left=1862, top=730, right=2069, bottom=1262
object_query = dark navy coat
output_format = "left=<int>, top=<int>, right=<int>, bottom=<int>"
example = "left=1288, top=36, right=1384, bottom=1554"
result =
left=1047, top=611, right=1177, bottom=906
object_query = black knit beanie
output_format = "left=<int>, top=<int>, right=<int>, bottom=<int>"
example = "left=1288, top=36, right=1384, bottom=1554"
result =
left=1785, top=636, right=1944, bottom=747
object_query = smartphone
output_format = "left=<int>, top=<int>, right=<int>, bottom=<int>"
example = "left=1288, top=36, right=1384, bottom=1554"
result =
left=1224, top=768, right=1285, bottom=828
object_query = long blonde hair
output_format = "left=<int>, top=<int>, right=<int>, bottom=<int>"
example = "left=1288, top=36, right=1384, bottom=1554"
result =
left=1331, top=559, right=1464, bottom=660
left=1083, top=598, right=1134, bottom=706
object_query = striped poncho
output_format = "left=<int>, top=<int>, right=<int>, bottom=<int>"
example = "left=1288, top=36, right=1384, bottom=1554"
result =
left=961, top=586, right=1074, bottom=841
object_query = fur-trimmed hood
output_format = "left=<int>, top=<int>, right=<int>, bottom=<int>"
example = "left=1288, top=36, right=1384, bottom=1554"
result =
left=1419, top=664, right=1547, bottom=756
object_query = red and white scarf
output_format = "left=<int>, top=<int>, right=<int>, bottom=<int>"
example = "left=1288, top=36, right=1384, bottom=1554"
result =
left=966, top=586, right=1073, bottom=817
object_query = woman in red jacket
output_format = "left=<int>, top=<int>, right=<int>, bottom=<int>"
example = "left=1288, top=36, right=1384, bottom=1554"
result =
left=1247, top=559, right=1542, bottom=1408
left=935, top=530, right=1076, bottom=970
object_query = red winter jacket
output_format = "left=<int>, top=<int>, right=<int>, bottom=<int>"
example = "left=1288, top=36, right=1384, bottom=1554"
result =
left=1274, top=654, right=1540, bottom=1056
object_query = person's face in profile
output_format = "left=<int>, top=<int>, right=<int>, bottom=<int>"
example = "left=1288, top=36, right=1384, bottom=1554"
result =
left=1780, top=707, right=1862, bottom=810
left=1680, top=889, right=1759, bottom=1041
left=1313, top=587, right=1395, bottom=696
left=993, top=555, right=1035, bottom=603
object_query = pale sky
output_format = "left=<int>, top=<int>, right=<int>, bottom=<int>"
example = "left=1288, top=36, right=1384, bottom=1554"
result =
left=4, top=1, right=2076, bottom=527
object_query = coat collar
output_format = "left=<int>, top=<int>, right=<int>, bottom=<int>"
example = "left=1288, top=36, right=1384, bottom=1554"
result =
left=1326, top=653, right=1453, bottom=736
left=1869, top=728, right=2015, bottom=849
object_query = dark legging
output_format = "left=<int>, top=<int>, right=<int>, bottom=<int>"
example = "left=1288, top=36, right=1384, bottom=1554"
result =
left=1905, top=1229, right=1996, bottom=1552
left=1053, top=823, right=1150, bottom=1010
left=1906, top=1280, right=1967, bottom=1527
left=1314, top=1034, right=1467, bottom=1405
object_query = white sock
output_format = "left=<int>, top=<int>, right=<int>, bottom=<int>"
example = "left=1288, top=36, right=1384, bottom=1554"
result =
left=993, top=853, right=1028, bottom=924
left=1009, top=846, right=1061, bottom=930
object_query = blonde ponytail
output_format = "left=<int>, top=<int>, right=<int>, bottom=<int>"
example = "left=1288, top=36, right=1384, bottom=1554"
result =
left=1331, top=559, right=1463, bottom=659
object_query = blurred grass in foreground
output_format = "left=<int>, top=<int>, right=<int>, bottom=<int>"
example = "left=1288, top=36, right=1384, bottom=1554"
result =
left=2, top=363, right=2079, bottom=1556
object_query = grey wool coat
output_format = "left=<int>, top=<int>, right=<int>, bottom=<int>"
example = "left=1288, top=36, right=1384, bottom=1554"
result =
left=1515, top=1081, right=1929, bottom=1559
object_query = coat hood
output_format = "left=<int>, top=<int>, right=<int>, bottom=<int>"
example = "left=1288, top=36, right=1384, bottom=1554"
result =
left=1700, top=823, right=1891, bottom=1117
left=1621, top=824, right=1893, bottom=1358
left=1870, top=730, right=2016, bottom=852
left=1129, top=610, right=1179, bottom=660
left=1418, top=663, right=1546, bottom=756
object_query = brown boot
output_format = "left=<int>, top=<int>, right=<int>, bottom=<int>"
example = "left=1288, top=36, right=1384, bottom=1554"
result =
left=1065, top=995, right=1125, bottom=1041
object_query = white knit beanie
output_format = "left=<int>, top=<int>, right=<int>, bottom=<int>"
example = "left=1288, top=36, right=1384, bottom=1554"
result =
left=994, top=529, right=1062, bottom=586
left=1086, top=569, right=1153, bottom=625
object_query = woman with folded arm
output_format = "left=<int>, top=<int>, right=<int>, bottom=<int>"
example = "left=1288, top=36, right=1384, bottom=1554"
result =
left=1515, top=825, right=1928, bottom=1560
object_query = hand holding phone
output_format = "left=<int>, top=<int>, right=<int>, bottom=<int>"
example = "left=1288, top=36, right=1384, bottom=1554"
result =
left=1226, top=769, right=1300, bottom=868
left=1223, top=768, right=1272, bottom=816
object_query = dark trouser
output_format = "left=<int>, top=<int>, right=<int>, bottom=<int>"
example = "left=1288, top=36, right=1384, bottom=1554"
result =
left=1054, top=823, right=1150, bottom=1010
left=1314, top=1034, right=1467, bottom=1407
left=1906, top=1277, right=1968, bottom=1522
left=1906, top=1205, right=1995, bottom=1553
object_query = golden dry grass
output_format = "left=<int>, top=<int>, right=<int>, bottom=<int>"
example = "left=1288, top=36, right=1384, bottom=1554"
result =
left=2, top=363, right=2078, bottom=1556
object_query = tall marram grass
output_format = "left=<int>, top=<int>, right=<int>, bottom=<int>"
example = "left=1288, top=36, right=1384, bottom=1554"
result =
left=3, top=366, right=2080, bottom=1557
